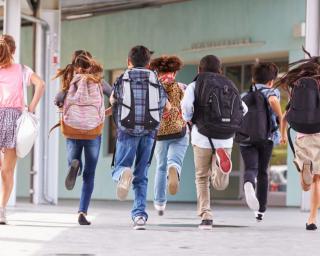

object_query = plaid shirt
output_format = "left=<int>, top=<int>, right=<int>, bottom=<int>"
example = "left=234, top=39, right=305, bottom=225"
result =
left=113, top=68, right=167, bottom=136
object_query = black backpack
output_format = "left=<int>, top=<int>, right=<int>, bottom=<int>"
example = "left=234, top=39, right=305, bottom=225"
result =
left=286, top=77, right=320, bottom=134
left=235, top=85, right=273, bottom=144
left=193, top=72, right=243, bottom=139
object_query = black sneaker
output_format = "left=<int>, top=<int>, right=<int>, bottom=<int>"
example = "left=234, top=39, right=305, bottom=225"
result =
left=65, top=159, right=80, bottom=190
left=133, top=216, right=146, bottom=230
left=198, top=219, right=213, bottom=230
left=255, top=212, right=264, bottom=222
left=306, top=223, right=317, bottom=230
left=78, top=213, right=91, bottom=225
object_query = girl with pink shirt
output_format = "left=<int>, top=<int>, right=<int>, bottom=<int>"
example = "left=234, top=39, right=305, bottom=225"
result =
left=279, top=52, right=320, bottom=231
left=0, top=34, right=45, bottom=224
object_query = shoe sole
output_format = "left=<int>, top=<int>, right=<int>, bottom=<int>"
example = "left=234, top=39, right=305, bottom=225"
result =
left=306, top=223, right=318, bottom=230
left=133, top=226, right=146, bottom=230
left=65, top=159, right=80, bottom=190
left=154, top=204, right=165, bottom=216
left=216, top=148, right=232, bottom=174
left=244, top=183, right=259, bottom=211
left=168, top=166, right=179, bottom=195
left=302, top=161, right=313, bottom=186
left=117, top=168, right=133, bottom=201
left=158, top=210, right=164, bottom=216
left=198, top=225, right=213, bottom=230
left=0, top=222, right=6, bottom=225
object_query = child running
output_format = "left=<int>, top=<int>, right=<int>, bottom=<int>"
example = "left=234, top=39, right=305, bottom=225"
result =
left=181, top=55, right=247, bottom=230
left=240, top=63, right=283, bottom=222
left=111, top=46, right=168, bottom=230
left=150, top=56, right=189, bottom=216
left=0, top=34, right=45, bottom=224
left=277, top=52, right=320, bottom=230
left=54, top=50, right=106, bottom=225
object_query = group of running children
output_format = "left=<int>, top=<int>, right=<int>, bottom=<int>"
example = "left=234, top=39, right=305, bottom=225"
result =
left=0, top=34, right=319, bottom=231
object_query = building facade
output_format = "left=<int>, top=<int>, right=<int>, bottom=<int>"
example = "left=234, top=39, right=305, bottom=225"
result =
left=17, top=0, right=305, bottom=206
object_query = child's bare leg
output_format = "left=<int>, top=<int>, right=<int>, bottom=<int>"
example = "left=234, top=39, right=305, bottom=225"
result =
left=0, top=149, right=17, bottom=208
left=307, top=175, right=320, bottom=225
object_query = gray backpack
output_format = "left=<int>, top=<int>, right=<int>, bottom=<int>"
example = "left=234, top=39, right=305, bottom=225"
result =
left=116, top=68, right=164, bottom=136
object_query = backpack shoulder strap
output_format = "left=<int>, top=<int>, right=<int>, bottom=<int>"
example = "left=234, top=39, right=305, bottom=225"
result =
left=287, top=127, right=296, bottom=156
left=208, top=138, right=216, bottom=154
left=48, top=122, right=61, bottom=138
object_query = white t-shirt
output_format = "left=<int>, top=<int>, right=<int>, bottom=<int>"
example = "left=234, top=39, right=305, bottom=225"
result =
left=181, top=81, right=248, bottom=149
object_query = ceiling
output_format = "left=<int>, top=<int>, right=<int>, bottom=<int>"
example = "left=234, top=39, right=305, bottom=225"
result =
left=0, top=0, right=189, bottom=25
left=60, top=0, right=189, bottom=20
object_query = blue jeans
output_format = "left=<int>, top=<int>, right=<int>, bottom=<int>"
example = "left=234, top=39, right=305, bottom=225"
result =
left=66, top=135, right=101, bottom=214
left=154, top=134, right=189, bottom=206
left=112, top=132, right=154, bottom=220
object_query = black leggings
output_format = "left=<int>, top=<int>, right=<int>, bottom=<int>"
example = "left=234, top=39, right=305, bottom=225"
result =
left=240, top=141, right=274, bottom=213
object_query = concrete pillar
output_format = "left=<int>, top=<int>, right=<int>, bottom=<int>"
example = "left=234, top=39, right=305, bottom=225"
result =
left=3, top=0, right=21, bottom=206
left=301, top=0, right=320, bottom=211
left=32, top=0, right=61, bottom=205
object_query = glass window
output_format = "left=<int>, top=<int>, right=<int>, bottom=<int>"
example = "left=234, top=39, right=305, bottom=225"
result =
left=224, top=66, right=242, bottom=90
left=243, top=64, right=253, bottom=91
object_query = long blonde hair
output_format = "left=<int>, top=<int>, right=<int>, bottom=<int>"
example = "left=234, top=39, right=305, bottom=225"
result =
left=54, top=50, right=103, bottom=91
left=0, top=34, right=15, bottom=68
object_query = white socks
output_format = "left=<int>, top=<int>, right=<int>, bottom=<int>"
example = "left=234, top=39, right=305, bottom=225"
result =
left=244, top=182, right=259, bottom=211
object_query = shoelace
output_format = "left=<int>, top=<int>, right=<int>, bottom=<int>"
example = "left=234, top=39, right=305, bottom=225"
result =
left=135, top=217, right=145, bottom=225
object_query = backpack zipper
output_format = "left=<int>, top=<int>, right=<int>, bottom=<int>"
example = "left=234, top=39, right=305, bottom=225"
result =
left=211, top=93, right=221, bottom=116
left=230, top=94, right=236, bottom=115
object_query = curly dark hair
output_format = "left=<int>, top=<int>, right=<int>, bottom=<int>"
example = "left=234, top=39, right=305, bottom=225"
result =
left=150, top=55, right=183, bottom=73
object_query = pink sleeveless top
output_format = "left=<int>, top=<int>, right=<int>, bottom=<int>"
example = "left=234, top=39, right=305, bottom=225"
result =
left=0, top=64, right=33, bottom=109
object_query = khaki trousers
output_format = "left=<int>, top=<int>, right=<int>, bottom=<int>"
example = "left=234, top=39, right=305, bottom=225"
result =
left=193, top=146, right=232, bottom=220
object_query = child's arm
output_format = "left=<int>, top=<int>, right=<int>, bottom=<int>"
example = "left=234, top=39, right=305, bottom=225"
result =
left=268, top=95, right=284, bottom=143
left=29, top=73, right=45, bottom=113
left=280, top=111, right=288, bottom=144
left=102, top=80, right=112, bottom=97
left=54, top=90, right=67, bottom=108
left=164, top=100, right=171, bottom=112
left=105, top=106, right=113, bottom=116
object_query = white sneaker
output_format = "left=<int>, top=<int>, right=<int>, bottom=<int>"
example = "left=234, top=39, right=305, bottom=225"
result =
left=154, top=203, right=166, bottom=216
left=133, top=216, right=146, bottom=230
left=0, top=207, right=7, bottom=225
left=116, top=168, right=133, bottom=201
left=244, top=182, right=259, bottom=211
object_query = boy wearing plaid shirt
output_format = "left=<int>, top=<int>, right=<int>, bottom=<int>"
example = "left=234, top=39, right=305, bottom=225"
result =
left=111, top=46, right=168, bottom=230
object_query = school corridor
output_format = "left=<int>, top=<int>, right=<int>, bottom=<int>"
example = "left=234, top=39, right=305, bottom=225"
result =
left=1, top=200, right=318, bottom=256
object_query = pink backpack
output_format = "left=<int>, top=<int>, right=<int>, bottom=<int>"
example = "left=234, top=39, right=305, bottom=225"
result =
left=61, top=74, right=105, bottom=139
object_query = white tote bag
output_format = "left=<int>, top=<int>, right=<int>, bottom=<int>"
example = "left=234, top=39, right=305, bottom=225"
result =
left=16, top=65, right=39, bottom=158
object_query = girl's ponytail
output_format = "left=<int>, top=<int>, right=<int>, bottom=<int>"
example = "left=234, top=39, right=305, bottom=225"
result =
left=54, top=50, right=103, bottom=90
left=0, top=35, right=14, bottom=68
left=54, top=64, right=75, bottom=91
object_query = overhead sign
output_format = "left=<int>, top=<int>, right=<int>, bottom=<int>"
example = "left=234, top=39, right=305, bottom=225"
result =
left=184, top=37, right=265, bottom=52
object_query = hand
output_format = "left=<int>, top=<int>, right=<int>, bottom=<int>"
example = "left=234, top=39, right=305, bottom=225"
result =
left=28, top=105, right=35, bottom=113
left=280, top=136, right=287, bottom=145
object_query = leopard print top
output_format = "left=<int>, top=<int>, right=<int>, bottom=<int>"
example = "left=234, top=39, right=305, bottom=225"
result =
left=157, top=80, right=186, bottom=139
